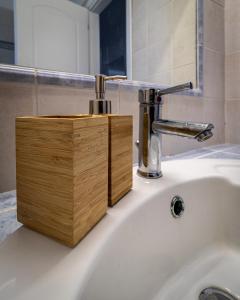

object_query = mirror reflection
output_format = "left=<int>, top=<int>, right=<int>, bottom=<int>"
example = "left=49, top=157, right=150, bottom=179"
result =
left=0, top=0, right=197, bottom=86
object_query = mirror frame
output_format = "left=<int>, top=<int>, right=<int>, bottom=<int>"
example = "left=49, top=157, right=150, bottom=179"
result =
left=0, top=0, right=203, bottom=96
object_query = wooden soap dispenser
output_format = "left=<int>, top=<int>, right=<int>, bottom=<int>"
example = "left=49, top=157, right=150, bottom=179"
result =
left=90, top=74, right=133, bottom=207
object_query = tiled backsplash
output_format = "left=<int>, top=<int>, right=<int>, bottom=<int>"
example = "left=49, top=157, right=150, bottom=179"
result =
left=132, top=0, right=197, bottom=87
left=0, top=0, right=226, bottom=192
left=225, top=0, right=240, bottom=144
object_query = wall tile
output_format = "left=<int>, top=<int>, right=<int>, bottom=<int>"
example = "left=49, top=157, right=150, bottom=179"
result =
left=147, top=1, right=171, bottom=46
left=132, top=0, right=147, bottom=52
left=172, top=26, right=196, bottom=68
left=147, top=71, right=171, bottom=86
left=132, top=0, right=146, bottom=21
left=172, top=63, right=197, bottom=87
left=225, top=53, right=240, bottom=99
left=147, top=0, right=171, bottom=17
left=204, top=0, right=224, bottom=53
left=161, top=96, right=225, bottom=155
left=225, top=0, right=240, bottom=29
left=212, top=0, right=225, bottom=7
left=173, top=0, right=196, bottom=29
left=132, top=20, right=147, bottom=53
left=225, top=0, right=240, bottom=143
left=202, top=99, right=225, bottom=145
left=225, top=0, right=240, bottom=55
left=161, top=94, right=203, bottom=155
left=37, top=84, right=91, bottom=115
left=162, top=134, right=203, bottom=156
left=172, top=0, right=196, bottom=69
left=147, top=43, right=172, bottom=75
left=36, top=83, right=120, bottom=115
left=132, top=0, right=197, bottom=86
left=132, top=48, right=147, bottom=82
left=163, top=94, right=204, bottom=121
left=225, top=100, right=240, bottom=143
left=225, top=21, right=240, bottom=55
left=0, top=81, right=35, bottom=192
left=204, top=49, right=224, bottom=99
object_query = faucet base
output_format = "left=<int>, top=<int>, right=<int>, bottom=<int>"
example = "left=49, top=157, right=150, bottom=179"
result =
left=137, top=169, right=162, bottom=179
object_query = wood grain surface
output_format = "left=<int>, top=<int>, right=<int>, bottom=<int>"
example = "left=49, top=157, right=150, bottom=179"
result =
left=108, top=115, right=133, bottom=206
left=16, top=115, right=108, bottom=247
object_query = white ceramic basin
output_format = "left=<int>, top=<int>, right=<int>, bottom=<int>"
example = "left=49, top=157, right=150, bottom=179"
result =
left=0, top=159, right=240, bottom=300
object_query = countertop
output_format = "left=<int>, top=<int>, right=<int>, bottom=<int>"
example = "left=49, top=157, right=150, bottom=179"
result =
left=1, top=143, right=240, bottom=243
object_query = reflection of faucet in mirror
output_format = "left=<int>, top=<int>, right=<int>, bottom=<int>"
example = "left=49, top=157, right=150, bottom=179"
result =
left=137, top=83, right=214, bottom=179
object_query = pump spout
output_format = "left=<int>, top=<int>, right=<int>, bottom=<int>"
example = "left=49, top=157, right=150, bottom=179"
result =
left=89, top=74, right=127, bottom=114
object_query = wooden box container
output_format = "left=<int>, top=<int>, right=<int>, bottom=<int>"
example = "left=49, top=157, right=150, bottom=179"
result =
left=108, top=115, right=133, bottom=206
left=16, top=115, right=108, bottom=247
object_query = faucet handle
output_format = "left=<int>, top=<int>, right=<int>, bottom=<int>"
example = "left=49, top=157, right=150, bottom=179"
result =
left=138, top=82, right=193, bottom=104
left=158, top=82, right=193, bottom=96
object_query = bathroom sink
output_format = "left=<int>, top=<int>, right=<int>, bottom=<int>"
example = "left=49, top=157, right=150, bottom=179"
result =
left=0, top=159, right=240, bottom=300
left=214, top=164, right=240, bottom=185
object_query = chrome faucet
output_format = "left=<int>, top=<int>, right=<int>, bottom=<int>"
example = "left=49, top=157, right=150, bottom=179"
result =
left=137, top=82, right=214, bottom=179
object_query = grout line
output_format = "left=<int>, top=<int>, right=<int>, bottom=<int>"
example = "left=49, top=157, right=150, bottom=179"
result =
left=223, top=151, right=240, bottom=156
left=203, top=145, right=238, bottom=151
left=226, top=51, right=240, bottom=57
left=195, top=147, right=240, bottom=159
left=218, top=145, right=240, bottom=152
left=224, top=150, right=240, bottom=156
left=204, top=47, right=225, bottom=55
left=191, top=152, right=217, bottom=159
left=210, top=0, right=225, bottom=8
left=120, top=145, right=236, bottom=161
left=225, top=98, right=240, bottom=102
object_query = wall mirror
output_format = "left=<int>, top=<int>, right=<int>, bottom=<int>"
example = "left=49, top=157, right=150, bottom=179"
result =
left=0, top=0, right=199, bottom=88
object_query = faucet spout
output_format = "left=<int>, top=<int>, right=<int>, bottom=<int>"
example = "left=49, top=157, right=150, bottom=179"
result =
left=152, top=119, right=214, bottom=142
left=137, top=82, right=215, bottom=179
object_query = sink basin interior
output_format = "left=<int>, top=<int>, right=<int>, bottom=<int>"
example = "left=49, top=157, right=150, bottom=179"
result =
left=215, top=164, right=240, bottom=185
left=81, top=165, right=240, bottom=300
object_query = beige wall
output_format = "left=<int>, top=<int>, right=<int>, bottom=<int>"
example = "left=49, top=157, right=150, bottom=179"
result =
left=225, top=0, right=240, bottom=143
left=161, top=0, right=225, bottom=155
left=132, top=0, right=197, bottom=87
left=0, top=0, right=225, bottom=192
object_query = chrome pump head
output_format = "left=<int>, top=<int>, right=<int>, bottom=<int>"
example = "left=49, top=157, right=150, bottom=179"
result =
left=89, top=74, right=127, bottom=114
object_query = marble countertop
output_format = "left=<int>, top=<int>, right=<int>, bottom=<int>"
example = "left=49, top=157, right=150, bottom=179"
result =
left=1, top=143, right=240, bottom=243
